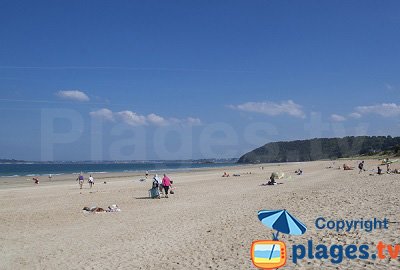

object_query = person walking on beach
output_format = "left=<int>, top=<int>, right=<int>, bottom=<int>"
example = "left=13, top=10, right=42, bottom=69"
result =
left=77, top=174, right=84, bottom=189
left=145, top=170, right=149, bottom=178
left=88, top=174, right=94, bottom=188
left=162, top=174, right=172, bottom=198
left=150, top=176, right=161, bottom=199
left=153, top=174, right=163, bottom=195
left=358, top=161, right=365, bottom=174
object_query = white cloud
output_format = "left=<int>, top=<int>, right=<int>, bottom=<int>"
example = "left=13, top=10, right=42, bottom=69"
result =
left=89, top=109, right=201, bottom=126
left=167, top=117, right=202, bottom=126
left=186, top=117, right=202, bottom=126
left=147, top=113, right=168, bottom=126
left=230, top=100, right=305, bottom=118
left=90, top=108, right=114, bottom=121
left=355, top=103, right=400, bottom=117
left=348, top=112, right=362, bottom=119
left=116, top=111, right=147, bottom=126
left=56, top=90, right=89, bottom=102
left=331, top=114, right=346, bottom=122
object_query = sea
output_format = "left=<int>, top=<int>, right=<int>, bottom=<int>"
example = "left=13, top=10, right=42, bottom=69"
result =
left=0, top=161, right=238, bottom=177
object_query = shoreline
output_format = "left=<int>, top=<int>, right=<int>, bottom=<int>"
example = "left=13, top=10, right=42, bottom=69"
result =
left=0, top=161, right=316, bottom=190
left=0, top=163, right=258, bottom=190
left=0, top=162, right=240, bottom=178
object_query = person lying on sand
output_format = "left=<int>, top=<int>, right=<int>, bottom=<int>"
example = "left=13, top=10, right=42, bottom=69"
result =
left=222, top=172, right=230, bottom=177
left=83, top=205, right=121, bottom=213
left=107, top=204, right=121, bottom=212
left=343, top=164, right=354, bottom=170
left=83, top=206, right=105, bottom=212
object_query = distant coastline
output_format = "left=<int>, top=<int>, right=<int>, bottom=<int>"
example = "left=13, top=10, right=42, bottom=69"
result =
left=238, top=136, right=400, bottom=163
left=0, top=158, right=237, bottom=165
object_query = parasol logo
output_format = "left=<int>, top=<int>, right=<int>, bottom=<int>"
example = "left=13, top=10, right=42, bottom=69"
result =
left=251, top=209, right=307, bottom=269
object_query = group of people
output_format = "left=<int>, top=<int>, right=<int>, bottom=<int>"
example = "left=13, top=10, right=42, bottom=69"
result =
left=150, top=174, right=173, bottom=199
left=342, top=160, right=399, bottom=175
left=76, top=174, right=95, bottom=189
left=295, top=169, right=303, bottom=175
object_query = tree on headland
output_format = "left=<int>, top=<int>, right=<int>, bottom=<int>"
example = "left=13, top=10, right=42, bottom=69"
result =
left=237, top=136, right=400, bottom=163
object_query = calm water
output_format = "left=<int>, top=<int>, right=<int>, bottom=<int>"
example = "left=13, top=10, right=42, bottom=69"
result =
left=0, top=162, right=238, bottom=177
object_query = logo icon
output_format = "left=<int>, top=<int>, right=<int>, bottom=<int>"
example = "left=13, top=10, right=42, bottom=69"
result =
left=251, top=240, right=287, bottom=269
left=251, top=209, right=307, bottom=269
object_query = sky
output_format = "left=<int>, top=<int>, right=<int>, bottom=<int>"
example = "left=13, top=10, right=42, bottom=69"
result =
left=1, top=0, right=400, bottom=161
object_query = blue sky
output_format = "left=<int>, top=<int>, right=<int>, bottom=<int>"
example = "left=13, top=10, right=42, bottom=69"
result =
left=1, top=0, right=400, bottom=161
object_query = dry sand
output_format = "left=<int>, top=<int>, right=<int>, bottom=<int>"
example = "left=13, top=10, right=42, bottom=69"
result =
left=0, top=160, right=399, bottom=269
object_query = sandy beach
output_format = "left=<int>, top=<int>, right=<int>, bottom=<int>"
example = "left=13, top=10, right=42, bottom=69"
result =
left=0, top=160, right=399, bottom=269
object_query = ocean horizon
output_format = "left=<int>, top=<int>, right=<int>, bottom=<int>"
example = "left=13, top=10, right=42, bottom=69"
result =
left=0, top=160, right=238, bottom=177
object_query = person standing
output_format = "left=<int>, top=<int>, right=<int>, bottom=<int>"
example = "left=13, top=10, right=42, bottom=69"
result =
left=358, top=161, right=365, bottom=174
left=145, top=170, right=149, bottom=179
left=150, top=176, right=161, bottom=199
left=77, top=174, right=84, bottom=189
left=88, top=174, right=94, bottom=188
left=162, top=174, right=172, bottom=198
left=153, top=174, right=163, bottom=195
